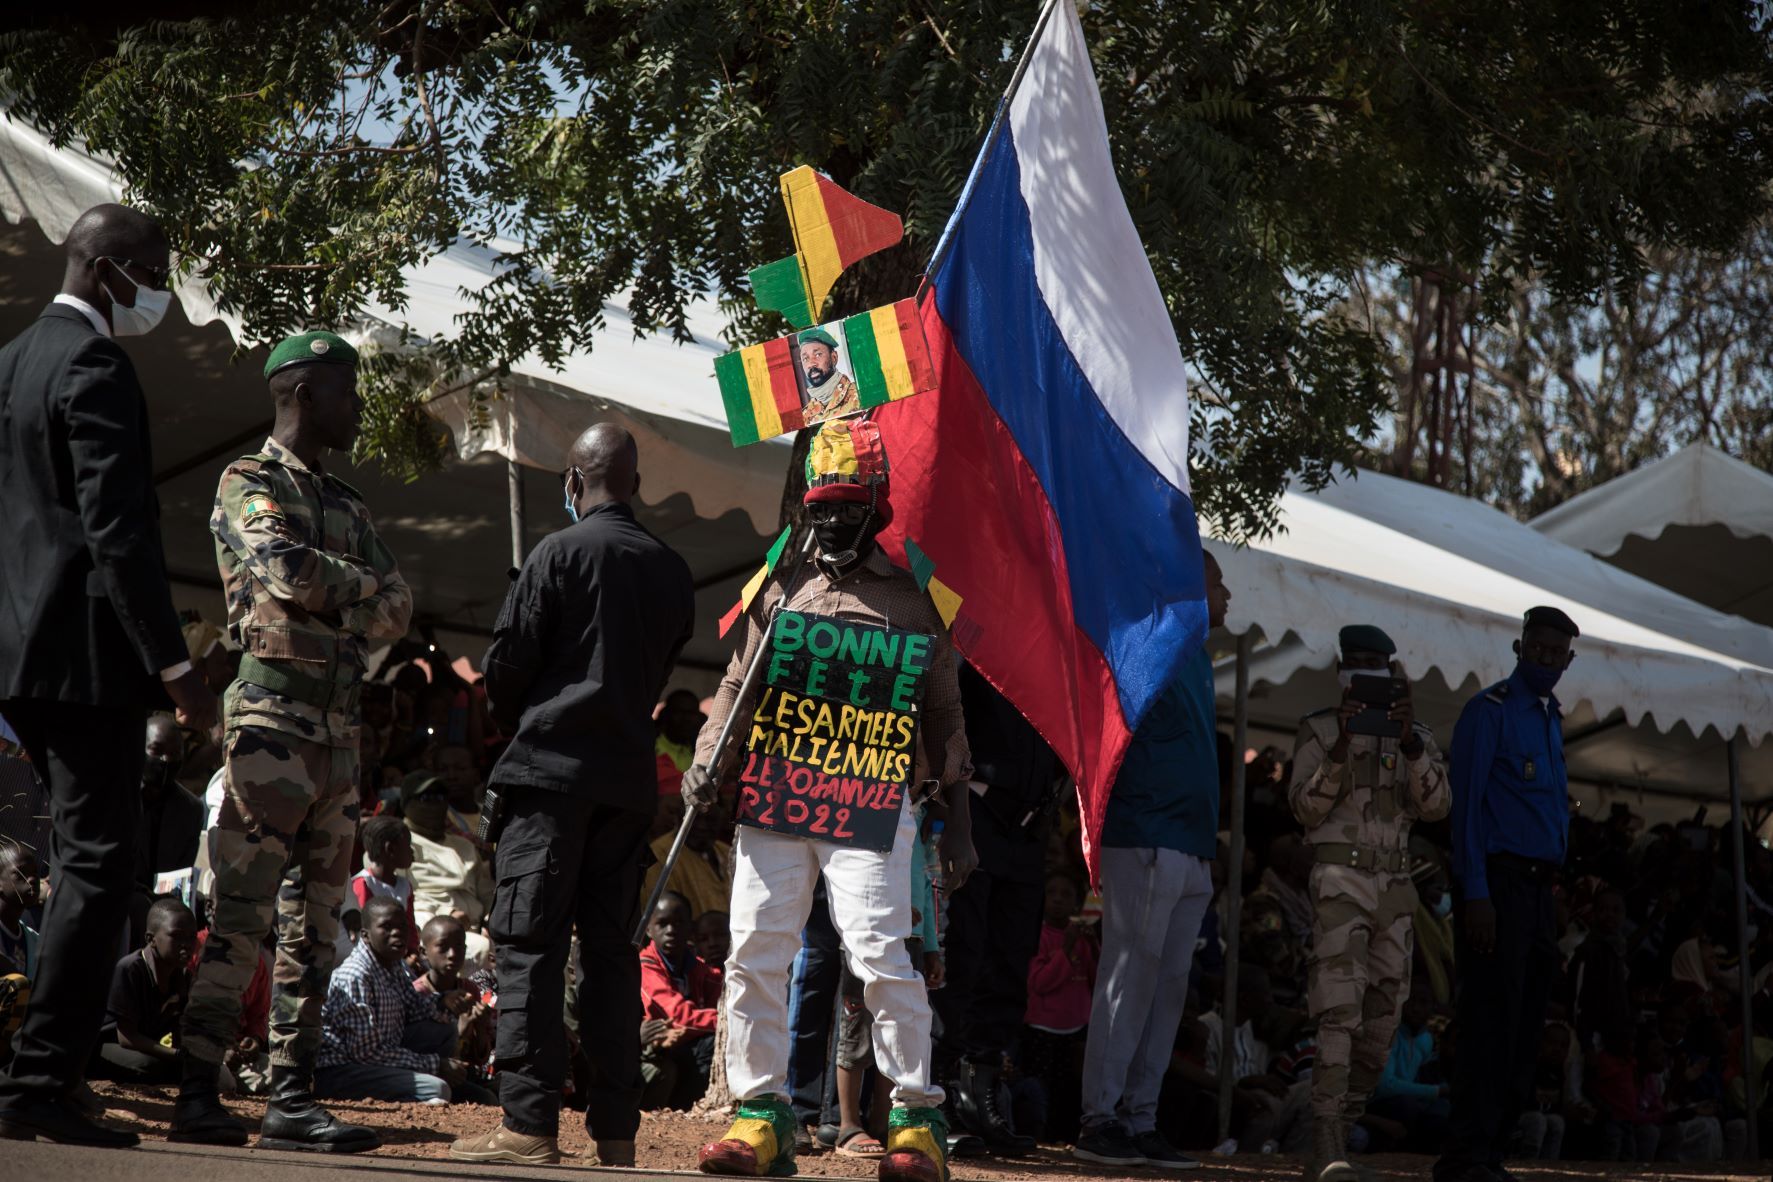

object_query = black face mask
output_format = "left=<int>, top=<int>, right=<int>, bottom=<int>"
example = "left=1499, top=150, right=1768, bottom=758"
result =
left=810, top=495, right=883, bottom=567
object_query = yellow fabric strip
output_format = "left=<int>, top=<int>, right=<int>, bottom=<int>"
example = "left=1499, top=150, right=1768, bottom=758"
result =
left=737, top=562, right=772, bottom=612
left=740, top=343, right=783, bottom=441
left=869, top=303, right=913, bottom=399
left=927, top=576, right=964, bottom=629
left=782, top=167, right=843, bottom=323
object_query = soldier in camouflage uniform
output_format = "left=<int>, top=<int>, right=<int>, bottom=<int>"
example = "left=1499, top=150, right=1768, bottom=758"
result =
left=172, top=331, right=411, bottom=1152
left=1288, top=625, right=1449, bottom=1182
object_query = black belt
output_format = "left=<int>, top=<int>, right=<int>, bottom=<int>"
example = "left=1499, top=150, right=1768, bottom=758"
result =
left=1488, top=851, right=1561, bottom=882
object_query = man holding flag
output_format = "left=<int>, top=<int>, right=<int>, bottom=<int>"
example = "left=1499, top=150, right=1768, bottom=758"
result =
left=685, top=419, right=976, bottom=1182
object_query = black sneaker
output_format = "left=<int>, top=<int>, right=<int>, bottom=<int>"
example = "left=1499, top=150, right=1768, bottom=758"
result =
left=1134, top=1131, right=1200, bottom=1170
left=1072, top=1122, right=1147, bottom=1166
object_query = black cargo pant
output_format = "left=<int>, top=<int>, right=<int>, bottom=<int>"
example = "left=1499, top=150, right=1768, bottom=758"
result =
left=490, top=784, right=652, bottom=1141
left=1435, top=854, right=1560, bottom=1181
left=931, top=799, right=1044, bottom=1068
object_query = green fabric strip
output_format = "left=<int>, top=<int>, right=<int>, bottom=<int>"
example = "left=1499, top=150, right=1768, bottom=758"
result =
left=749, top=255, right=814, bottom=329
left=844, top=310, right=888, bottom=408
left=902, top=538, right=936, bottom=591
left=764, top=525, right=792, bottom=570
left=715, top=351, right=760, bottom=446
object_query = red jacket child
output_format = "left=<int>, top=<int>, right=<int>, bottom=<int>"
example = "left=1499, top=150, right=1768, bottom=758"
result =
left=640, top=942, right=721, bottom=1035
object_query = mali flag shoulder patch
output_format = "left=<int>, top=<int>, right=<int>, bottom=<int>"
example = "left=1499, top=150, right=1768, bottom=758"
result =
left=241, top=495, right=283, bottom=524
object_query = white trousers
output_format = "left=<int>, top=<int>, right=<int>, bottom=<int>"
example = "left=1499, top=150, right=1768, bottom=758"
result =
left=1080, top=846, right=1215, bottom=1133
left=724, top=801, right=942, bottom=1108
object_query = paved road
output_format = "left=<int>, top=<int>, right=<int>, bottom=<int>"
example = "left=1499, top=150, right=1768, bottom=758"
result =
left=3, top=1138, right=703, bottom=1181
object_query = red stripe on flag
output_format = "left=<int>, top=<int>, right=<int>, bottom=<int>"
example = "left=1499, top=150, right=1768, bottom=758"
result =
left=876, top=290, right=1132, bottom=882
left=762, top=335, right=805, bottom=434
left=892, top=298, right=938, bottom=395
left=816, top=173, right=905, bottom=267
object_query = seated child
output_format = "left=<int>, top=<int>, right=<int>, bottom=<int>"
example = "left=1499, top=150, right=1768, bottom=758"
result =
left=92, top=895, right=198, bottom=1084
left=337, top=815, right=418, bottom=967
left=191, top=924, right=275, bottom=1095
left=315, top=896, right=479, bottom=1105
left=694, top=910, right=731, bottom=972
left=412, top=914, right=495, bottom=1067
left=0, top=841, right=43, bottom=1065
left=639, top=892, right=720, bottom=1110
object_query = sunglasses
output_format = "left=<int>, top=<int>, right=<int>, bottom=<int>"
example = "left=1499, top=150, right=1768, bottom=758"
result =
left=806, top=501, right=869, bottom=525
left=98, top=255, right=171, bottom=291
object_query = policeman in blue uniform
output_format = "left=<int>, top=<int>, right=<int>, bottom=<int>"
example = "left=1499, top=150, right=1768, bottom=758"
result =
left=1434, top=605, right=1579, bottom=1182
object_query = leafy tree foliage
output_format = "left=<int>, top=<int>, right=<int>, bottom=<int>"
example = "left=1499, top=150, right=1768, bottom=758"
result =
left=1370, top=228, right=1773, bottom=517
left=5, top=1, right=1770, bottom=537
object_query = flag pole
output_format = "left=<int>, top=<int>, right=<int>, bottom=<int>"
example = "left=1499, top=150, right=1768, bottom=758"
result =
left=629, top=529, right=816, bottom=948
left=918, top=0, right=1067, bottom=294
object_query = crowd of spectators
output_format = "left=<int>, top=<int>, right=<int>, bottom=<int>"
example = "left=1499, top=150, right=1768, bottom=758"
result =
left=2, top=615, right=1771, bottom=1170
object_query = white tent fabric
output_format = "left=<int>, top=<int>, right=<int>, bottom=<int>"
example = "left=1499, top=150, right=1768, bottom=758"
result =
left=1532, top=443, right=1773, bottom=555
left=0, top=114, right=786, bottom=533
left=366, top=238, right=789, bottom=532
left=1206, top=468, right=1773, bottom=748
left=0, top=114, right=781, bottom=676
left=1529, top=444, right=1773, bottom=631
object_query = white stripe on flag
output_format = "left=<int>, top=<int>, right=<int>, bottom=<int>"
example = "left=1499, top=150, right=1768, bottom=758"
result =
left=1008, top=1, right=1192, bottom=497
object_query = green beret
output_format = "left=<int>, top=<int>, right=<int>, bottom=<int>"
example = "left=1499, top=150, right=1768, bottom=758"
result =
left=264, top=331, right=358, bottom=381
left=1524, top=605, right=1579, bottom=638
left=1338, top=624, right=1396, bottom=656
left=797, top=326, right=840, bottom=351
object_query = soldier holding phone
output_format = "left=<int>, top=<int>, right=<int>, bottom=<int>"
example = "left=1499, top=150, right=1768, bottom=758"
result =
left=1288, top=625, right=1449, bottom=1182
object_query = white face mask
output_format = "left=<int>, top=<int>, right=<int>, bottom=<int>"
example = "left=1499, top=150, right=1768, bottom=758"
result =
left=1337, top=670, right=1356, bottom=692
left=105, top=261, right=171, bottom=337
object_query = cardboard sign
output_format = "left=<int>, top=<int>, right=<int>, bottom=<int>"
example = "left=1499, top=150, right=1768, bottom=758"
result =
left=713, top=299, right=938, bottom=446
left=734, top=610, right=934, bottom=852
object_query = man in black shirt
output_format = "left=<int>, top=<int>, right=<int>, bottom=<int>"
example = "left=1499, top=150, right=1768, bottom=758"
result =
left=936, top=665, right=1061, bottom=1153
left=450, top=423, right=694, bottom=1169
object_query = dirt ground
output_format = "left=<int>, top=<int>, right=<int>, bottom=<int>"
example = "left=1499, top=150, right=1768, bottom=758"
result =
left=84, top=1083, right=1773, bottom=1182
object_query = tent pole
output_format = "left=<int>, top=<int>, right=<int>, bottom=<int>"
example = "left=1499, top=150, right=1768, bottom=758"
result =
left=1728, top=736, right=1759, bottom=1162
left=1217, top=630, right=1252, bottom=1146
left=508, top=459, right=526, bottom=569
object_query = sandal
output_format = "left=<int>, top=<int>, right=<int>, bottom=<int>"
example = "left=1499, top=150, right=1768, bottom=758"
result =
left=836, top=1126, right=886, bottom=1157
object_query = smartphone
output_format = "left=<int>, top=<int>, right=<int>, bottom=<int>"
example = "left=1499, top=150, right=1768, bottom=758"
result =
left=1346, top=673, right=1409, bottom=739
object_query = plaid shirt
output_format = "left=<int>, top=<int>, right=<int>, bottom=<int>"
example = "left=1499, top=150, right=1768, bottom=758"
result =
left=696, top=547, right=972, bottom=787
left=316, top=939, right=446, bottom=1071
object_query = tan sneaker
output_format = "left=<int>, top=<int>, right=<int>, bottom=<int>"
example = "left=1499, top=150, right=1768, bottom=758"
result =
left=593, top=1139, right=636, bottom=1167
left=450, top=1123, right=561, bottom=1165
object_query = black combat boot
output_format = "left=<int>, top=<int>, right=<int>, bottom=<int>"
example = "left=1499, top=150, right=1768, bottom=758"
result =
left=258, top=1063, right=379, bottom=1153
left=169, top=1052, right=249, bottom=1146
left=954, top=1060, right=1036, bottom=1155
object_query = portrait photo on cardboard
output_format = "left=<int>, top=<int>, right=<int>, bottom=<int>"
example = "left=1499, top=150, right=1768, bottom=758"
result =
left=792, top=321, right=863, bottom=427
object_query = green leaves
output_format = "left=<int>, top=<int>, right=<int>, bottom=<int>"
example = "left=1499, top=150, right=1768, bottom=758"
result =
left=5, top=0, right=1770, bottom=530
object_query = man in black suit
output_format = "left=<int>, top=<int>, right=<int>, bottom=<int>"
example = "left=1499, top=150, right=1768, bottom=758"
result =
left=0, top=203, right=218, bottom=1148
left=449, top=422, right=694, bottom=1168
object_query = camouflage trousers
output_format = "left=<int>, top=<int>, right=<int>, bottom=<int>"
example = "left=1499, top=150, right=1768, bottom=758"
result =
left=182, top=724, right=358, bottom=1068
left=1306, top=863, right=1417, bottom=1121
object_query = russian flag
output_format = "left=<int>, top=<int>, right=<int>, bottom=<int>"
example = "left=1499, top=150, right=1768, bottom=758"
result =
left=878, top=0, right=1207, bottom=875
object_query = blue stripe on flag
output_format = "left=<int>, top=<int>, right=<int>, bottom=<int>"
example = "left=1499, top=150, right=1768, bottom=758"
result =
left=931, top=126, right=1208, bottom=725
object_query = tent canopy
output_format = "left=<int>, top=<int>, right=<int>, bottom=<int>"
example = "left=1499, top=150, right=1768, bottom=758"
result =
left=0, top=115, right=783, bottom=680
left=1207, top=468, right=1773, bottom=807
left=1530, top=444, right=1773, bottom=629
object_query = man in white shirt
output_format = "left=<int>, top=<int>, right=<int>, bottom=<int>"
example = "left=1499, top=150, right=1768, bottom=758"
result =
left=402, top=773, right=495, bottom=966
